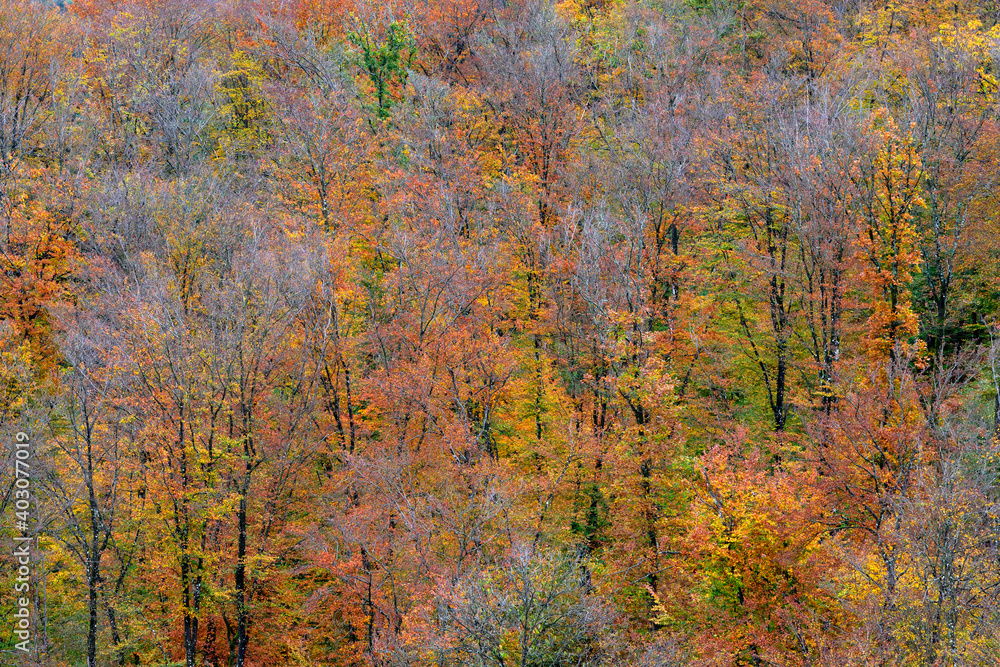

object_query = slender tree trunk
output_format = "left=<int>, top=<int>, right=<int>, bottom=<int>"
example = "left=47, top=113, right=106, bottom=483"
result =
left=993, top=390, right=1000, bottom=442
left=234, top=480, right=250, bottom=667
left=361, top=546, right=375, bottom=656
left=106, top=601, right=126, bottom=667
left=343, top=361, right=357, bottom=453
left=87, top=549, right=99, bottom=667
left=775, top=341, right=787, bottom=431
left=86, top=434, right=101, bottom=667
left=182, top=552, right=199, bottom=667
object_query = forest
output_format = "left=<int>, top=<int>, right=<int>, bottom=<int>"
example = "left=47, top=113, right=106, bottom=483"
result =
left=2, top=0, right=1000, bottom=665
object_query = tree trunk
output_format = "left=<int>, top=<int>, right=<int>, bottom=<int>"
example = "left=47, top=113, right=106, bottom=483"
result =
left=234, top=479, right=250, bottom=667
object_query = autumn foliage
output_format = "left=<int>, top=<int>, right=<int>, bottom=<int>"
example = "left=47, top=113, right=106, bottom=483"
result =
left=3, top=0, right=1000, bottom=666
